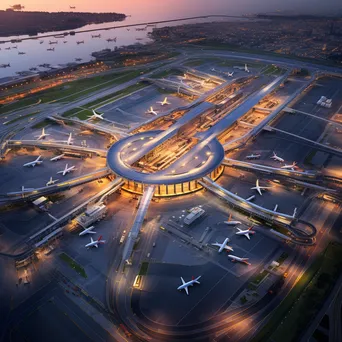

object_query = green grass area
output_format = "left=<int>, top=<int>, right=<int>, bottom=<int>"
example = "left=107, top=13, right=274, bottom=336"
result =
left=4, top=111, right=39, bottom=125
left=150, top=68, right=182, bottom=79
left=139, top=262, right=149, bottom=276
left=32, top=119, right=49, bottom=129
left=251, top=270, right=269, bottom=285
left=240, top=295, right=248, bottom=304
left=253, top=242, right=342, bottom=342
left=63, top=83, right=148, bottom=119
left=0, top=98, right=39, bottom=115
left=1, top=70, right=143, bottom=115
left=59, top=253, right=87, bottom=278
left=262, top=65, right=285, bottom=76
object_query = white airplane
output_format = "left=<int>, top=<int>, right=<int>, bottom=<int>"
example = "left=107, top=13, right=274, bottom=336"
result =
left=46, top=177, right=58, bottom=186
left=228, top=255, right=251, bottom=265
left=211, top=67, right=216, bottom=72
left=212, top=238, right=234, bottom=253
left=66, top=133, right=73, bottom=145
left=35, top=128, right=50, bottom=140
left=224, top=214, right=242, bottom=226
left=246, top=153, right=261, bottom=160
left=57, top=164, right=76, bottom=176
left=23, top=156, right=43, bottom=167
left=227, top=72, right=234, bottom=77
left=88, top=110, right=104, bottom=120
left=157, top=97, right=171, bottom=106
left=79, top=226, right=96, bottom=236
left=251, top=179, right=271, bottom=196
left=244, top=64, right=250, bottom=73
left=146, top=107, right=158, bottom=116
left=235, top=226, right=255, bottom=240
left=177, top=276, right=201, bottom=295
left=271, top=152, right=284, bottom=163
left=85, top=235, right=106, bottom=248
left=281, top=162, right=297, bottom=171
left=50, top=153, right=65, bottom=161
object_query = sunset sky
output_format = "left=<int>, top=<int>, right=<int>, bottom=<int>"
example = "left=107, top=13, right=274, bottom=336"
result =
left=1, top=0, right=341, bottom=17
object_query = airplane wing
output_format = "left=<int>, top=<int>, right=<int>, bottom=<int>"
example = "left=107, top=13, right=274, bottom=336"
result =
left=184, top=286, right=189, bottom=295
left=257, top=187, right=262, bottom=196
left=245, top=233, right=250, bottom=240
left=94, top=243, right=98, bottom=248
left=212, top=242, right=221, bottom=248
left=181, top=277, right=186, bottom=285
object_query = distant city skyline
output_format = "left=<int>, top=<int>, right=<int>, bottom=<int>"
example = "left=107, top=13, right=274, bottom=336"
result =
left=3, top=0, right=342, bottom=17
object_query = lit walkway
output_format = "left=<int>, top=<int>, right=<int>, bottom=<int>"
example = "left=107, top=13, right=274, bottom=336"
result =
left=122, top=185, right=155, bottom=263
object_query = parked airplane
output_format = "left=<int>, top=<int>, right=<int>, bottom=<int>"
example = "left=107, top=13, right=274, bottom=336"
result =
left=0, top=64, right=11, bottom=68
left=57, top=164, right=76, bottom=176
left=271, top=152, right=285, bottom=163
left=246, top=153, right=261, bottom=160
left=91, top=34, right=101, bottom=38
left=235, top=226, right=255, bottom=240
left=49, top=41, right=58, bottom=45
left=224, top=214, right=242, bottom=226
left=106, top=38, right=117, bottom=42
left=79, top=226, right=96, bottom=236
left=228, top=255, right=251, bottom=265
left=227, top=72, right=234, bottom=77
left=212, top=238, right=234, bottom=253
left=251, top=179, right=271, bottom=196
left=18, top=51, right=26, bottom=55
left=157, top=97, right=171, bottom=106
left=50, top=154, right=65, bottom=161
left=177, top=276, right=201, bottom=295
left=23, top=156, right=43, bottom=167
left=88, top=110, right=104, bottom=120
left=75, top=58, right=82, bottom=61
left=35, top=128, right=50, bottom=140
left=85, top=235, right=105, bottom=248
left=12, top=45, right=18, bottom=49
left=66, top=133, right=73, bottom=145
left=47, top=48, right=55, bottom=52
left=46, top=177, right=59, bottom=186
left=70, top=6, right=76, bottom=9
left=76, top=41, right=84, bottom=45
left=244, top=64, right=250, bottom=73
left=40, top=41, right=44, bottom=44
left=146, top=107, right=158, bottom=116
left=281, top=162, right=297, bottom=170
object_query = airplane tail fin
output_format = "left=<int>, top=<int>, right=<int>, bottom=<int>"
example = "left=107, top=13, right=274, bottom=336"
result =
left=194, top=276, right=201, bottom=284
left=248, top=226, right=254, bottom=231
left=97, top=235, right=103, bottom=241
left=228, top=214, right=231, bottom=222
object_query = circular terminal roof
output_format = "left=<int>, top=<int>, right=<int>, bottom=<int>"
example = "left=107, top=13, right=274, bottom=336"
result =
left=107, top=130, right=224, bottom=185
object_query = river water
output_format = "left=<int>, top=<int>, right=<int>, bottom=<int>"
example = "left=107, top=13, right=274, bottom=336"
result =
left=0, top=0, right=335, bottom=78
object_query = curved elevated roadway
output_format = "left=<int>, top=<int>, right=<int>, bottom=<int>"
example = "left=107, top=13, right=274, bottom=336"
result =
left=199, top=177, right=316, bottom=244
left=1, top=167, right=111, bottom=203
left=7, top=139, right=108, bottom=157
left=48, top=115, right=129, bottom=138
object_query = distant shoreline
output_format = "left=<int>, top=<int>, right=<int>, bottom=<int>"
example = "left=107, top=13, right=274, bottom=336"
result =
left=0, top=10, right=126, bottom=37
